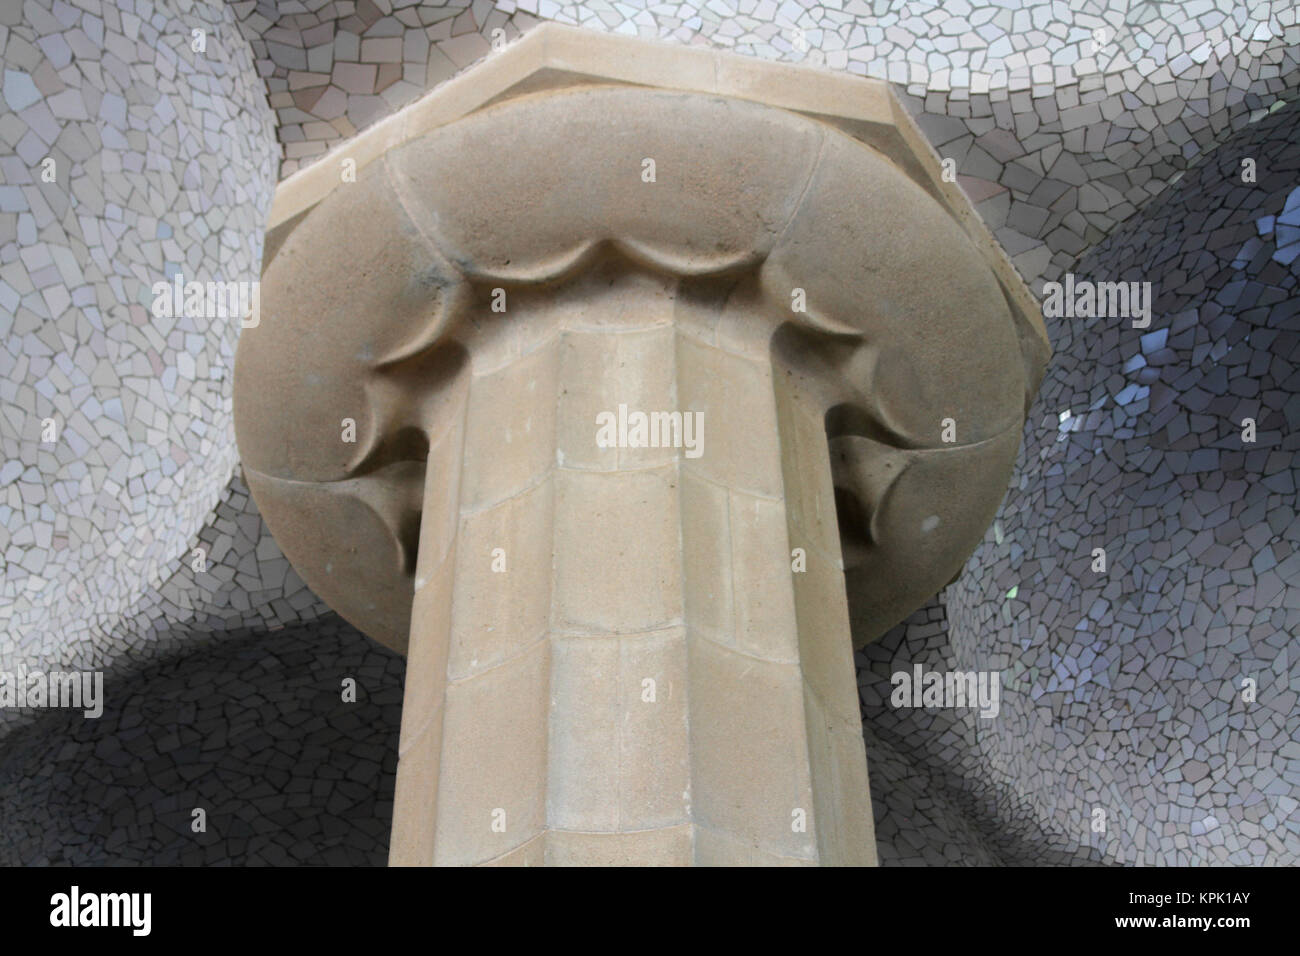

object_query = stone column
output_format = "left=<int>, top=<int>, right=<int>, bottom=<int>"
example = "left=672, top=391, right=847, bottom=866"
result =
left=233, top=31, right=1048, bottom=867
left=385, top=262, right=872, bottom=865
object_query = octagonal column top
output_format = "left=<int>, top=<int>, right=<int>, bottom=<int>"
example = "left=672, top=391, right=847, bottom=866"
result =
left=263, top=22, right=1046, bottom=366
left=234, top=26, right=1050, bottom=652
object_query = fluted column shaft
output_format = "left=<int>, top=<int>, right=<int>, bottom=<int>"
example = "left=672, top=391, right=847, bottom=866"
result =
left=389, top=265, right=874, bottom=866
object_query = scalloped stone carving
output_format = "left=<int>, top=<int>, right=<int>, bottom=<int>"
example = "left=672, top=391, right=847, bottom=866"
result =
left=234, top=25, right=1049, bottom=866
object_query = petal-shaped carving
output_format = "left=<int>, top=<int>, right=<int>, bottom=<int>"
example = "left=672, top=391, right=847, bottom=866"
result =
left=385, top=86, right=825, bottom=281
left=827, top=432, right=914, bottom=551
left=842, top=425, right=1023, bottom=645
left=762, top=131, right=1027, bottom=446
left=234, top=158, right=466, bottom=483
left=244, top=463, right=424, bottom=652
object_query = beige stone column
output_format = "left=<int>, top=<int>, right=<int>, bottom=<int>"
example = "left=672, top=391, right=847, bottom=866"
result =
left=234, top=30, right=1049, bottom=868
left=385, top=262, right=873, bottom=866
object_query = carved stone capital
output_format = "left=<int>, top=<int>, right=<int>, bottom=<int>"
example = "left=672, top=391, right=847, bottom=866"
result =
left=233, top=25, right=1048, bottom=866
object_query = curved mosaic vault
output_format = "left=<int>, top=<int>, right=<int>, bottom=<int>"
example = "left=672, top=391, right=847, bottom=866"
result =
left=0, top=0, right=278, bottom=731
left=942, top=99, right=1300, bottom=866
left=0, top=614, right=402, bottom=866
left=861, top=99, right=1300, bottom=866
left=224, top=0, right=1300, bottom=295
left=234, top=36, right=1048, bottom=864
